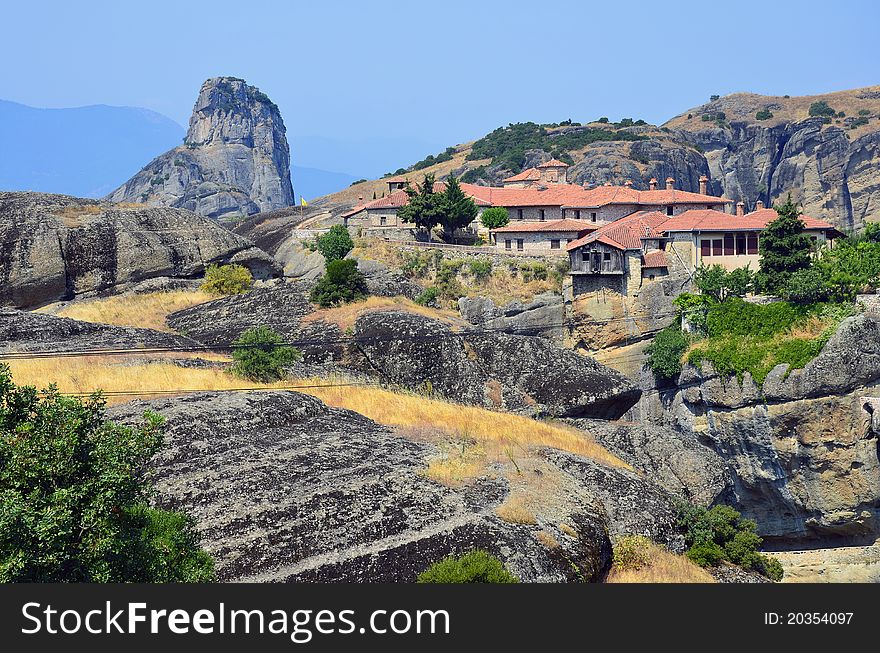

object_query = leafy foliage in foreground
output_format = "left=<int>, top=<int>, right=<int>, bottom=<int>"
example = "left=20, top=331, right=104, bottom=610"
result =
left=201, top=263, right=253, bottom=295
left=310, top=259, right=369, bottom=308
left=315, top=224, right=354, bottom=263
left=230, top=326, right=301, bottom=382
left=417, top=550, right=518, bottom=583
left=0, top=366, right=214, bottom=582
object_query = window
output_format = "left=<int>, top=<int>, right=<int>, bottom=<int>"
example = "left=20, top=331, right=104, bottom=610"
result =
left=706, top=205, right=713, bottom=210
left=539, top=209, right=545, bottom=221
left=517, top=209, right=523, bottom=219
left=566, top=238, right=573, bottom=244
left=666, top=205, right=674, bottom=216
left=516, top=239, right=524, bottom=251
left=550, top=239, right=560, bottom=249
left=380, top=216, right=387, bottom=226
left=747, top=233, right=758, bottom=254
left=736, top=234, right=746, bottom=255
left=723, top=234, right=734, bottom=255
left=591, top=212, right=597, bottom=222
left=712, top=238, right=723, bottom=256
left=649, top=274, right=656, bottom=281
left=505, top=239, right=512, bottom=250
left=603, top=252, right=611, bottom=261
left=576, top=210, right=581, bottom=219
left=701, top=240, right=711, bottom=257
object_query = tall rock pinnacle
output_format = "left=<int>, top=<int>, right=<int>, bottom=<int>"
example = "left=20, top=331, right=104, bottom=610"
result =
left=107, top=77, right=294, bottom=219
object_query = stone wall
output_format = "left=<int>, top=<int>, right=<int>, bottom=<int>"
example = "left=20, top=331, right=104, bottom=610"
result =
left=494, top=230, right=580, bottom=254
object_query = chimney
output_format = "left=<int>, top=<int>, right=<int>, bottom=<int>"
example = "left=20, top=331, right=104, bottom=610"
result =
left=604, top=181, right=613, bottom=186
left=649, top=178, right=658, bottom=191
left=736, top=201, right=745, bottom=217
left=756, top=200, right=765, bottom=210
left=699, top=175, right=708, bottom=195
left=665, top=177, right=675, bottom=190
left=358, top=195, right=363, bottom=202
left=624, top=180, right=633, bottom=188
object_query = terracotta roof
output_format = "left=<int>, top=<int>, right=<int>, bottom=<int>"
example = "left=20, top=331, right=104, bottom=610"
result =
left=361, top=182, right=493, bottom=210
left=492, top=219, right=596, bottom=234
left=385, top=176, right=409, bottom=183
left=562, top=185, right=731, bottom=208
left=537, top=158, right=570, bottom=168
left=659, top=208, right=836, bottom=233
left=502, top=168, right=542, bottom=183
left=341, top=205, right=366, bottom=219
left=642, top=250, right=669, bottom=268
left=567, top=211, right=670, bottom=251
left=363, top=188, right=412, bottom=209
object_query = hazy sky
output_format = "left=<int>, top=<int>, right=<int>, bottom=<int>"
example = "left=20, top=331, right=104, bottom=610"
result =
left=2, top=0, right=878, bottom=177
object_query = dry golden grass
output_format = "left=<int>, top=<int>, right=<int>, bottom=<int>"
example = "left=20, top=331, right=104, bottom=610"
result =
left=52, top=203, right=103, bottom=227
left=559, top=523, right=579, bottom=539
left=535, top=531, right=560, bottom=549
left=606, top=542, right=716, bottom=584
left=495, top=493, right=538, bottom=525
left=38, top=290, right=216, bottom=332
left=301, top=295, right=461, bottom=330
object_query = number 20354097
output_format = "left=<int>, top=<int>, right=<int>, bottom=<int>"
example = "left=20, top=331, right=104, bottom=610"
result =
left=764, top=613, right=853, bottom=625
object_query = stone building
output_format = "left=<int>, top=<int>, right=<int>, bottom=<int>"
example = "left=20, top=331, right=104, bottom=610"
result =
left=491, top=218, right=595, bottom=254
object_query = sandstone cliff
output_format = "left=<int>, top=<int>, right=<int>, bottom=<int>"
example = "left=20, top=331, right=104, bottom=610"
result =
left=0, top=191, right=279, bottom=308
left=107, top=77, right=294, bottom=219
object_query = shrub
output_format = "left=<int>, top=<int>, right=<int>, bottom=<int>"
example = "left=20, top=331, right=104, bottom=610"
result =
left=686, top=542, right=725, bottom=567
left=417, top=550, right=518, bottom=583
left=612, top=535, right=653, bottom=571
left=480, top=206, right=510, bottom=230
left=468, top=258, right=493, bottom=280
left=808, top=100, right=836, bottom=117
left=310, top=259, right=369, bottom=308
left=401, top=252, right=430, bottom=278
left=710, top=94, right=720, bottom=101
left=201, top=263, right=253, bottom=295
left=705, top=297, right=806, bottom=338
left=0, top=366, right=215, bottom=582
left=782, top=267, right=832, bottom=304
left=414, top=286, right=440, bottom=306
left=755, top=109, right=773, bottom=121
left=315, top=224, right=354, bottom=263
left=531, top=262, right=548, bottom=281
left=230, top=326, right=300, bottom=382
left=645, top=324, right=689, bottom=379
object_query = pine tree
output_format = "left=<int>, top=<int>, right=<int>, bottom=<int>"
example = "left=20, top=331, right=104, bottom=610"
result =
left=398, top=173, right=445, bottom=238
left=758, top=195, right=813, bottom=293
left=439, top=175, right=478, bottom=241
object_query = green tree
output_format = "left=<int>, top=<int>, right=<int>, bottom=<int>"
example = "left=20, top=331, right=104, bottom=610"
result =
left=397, top=173, right=446, bottom=237
left=315, top=224, right=354, bottom=263
left=230, top=326, right=300, bottom=382
left=201, top=263, right=253, bottom=295
left=645, top=324, right=689, bottom=380
left=758, top=196, right=813, bottom=294
left=439, top=176, right=479, bottom=241
left=0, top=366, right=215, bottom=582
left=782, top=266, right=832, bottom=304
left=310, top=259, right=369, bottom=307
left=480, top=206, right=510, bottom=230
left=417, top=550, right=518, bottom=583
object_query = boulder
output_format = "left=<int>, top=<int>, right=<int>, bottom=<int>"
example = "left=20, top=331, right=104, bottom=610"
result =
left=458, top=292, right=565, bottom=339
left=356, top=258, right=424, bottom=300
left=0, top=191, right=280, bottom=308
left=107, top=391, right=613, bottom=582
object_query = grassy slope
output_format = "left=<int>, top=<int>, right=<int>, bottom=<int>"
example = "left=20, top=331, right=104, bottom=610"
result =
left=606, top=542, right=716, bottom=583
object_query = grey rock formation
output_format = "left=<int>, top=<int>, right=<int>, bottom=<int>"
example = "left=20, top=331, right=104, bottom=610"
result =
left=349, top=311, right=640, bottom=418
left=0, top=191, right=279, bottom=308
left=356, top=258, right=424, bottom=300
left=107, top=77, right=294, bottom=219
left=107, top=391, right=613, bottom=582
left=458, top=292, right=565, bottom=339
left=0, top=308, right=193, bottom=352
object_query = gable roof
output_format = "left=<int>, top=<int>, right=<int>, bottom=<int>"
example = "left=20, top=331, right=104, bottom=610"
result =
left=502, top=168, right=542, bottom=183
left=659, top=207, right=837, bottom=233
left=566, top=211, right=670, bottom=251
left=537, top=158, right=570, bottom=168
left=642, top=250, right=669, bottom=268
left=492, top=218, right=595, bottom=234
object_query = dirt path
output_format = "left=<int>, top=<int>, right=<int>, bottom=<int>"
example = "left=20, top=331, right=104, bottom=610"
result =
left=768, top=543, right=880, bottom=583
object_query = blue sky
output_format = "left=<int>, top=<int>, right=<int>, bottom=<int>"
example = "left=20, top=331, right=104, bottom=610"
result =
left=2, top=0, right=878, bottom=178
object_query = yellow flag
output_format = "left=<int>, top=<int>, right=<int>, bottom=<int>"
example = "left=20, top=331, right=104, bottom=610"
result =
left=300, top=197, right=308, bottom=207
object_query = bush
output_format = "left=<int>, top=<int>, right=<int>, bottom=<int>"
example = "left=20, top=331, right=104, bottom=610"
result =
left=645, top=324, right=689, bottom=380
left=310, top=259, right=369, bottom=308
left=401, top=252, right=430, bottom=278
left=782, top=266, right=832, bottom=304
left=468, top=258, right=493, bottom=280
left=531, top=262, right=548, bottom=281
left=315, top=224, right=354, bottom=263
left=705, top=297, right=806, bottom=338
left=417, top=550, right=518, bottom=583
left=230, top=326, right=300, bottom=382
left=808, top=100, right=836, bottom=117
left=755, top=109, right=774, bottom=121
left=677, top=503, right=782, bottom=580
left=0, top=366, right=215, bottom=582
left=480, top=206, right=510, bottom=230
left=201, top=263, right=253, bottom=295
left=612, top=535, right=652, bottom=571
left=414, top=286, right=439, bottom=306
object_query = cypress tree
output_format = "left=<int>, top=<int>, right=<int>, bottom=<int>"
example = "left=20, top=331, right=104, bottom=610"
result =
left=758, top=195, right=813, bottom=293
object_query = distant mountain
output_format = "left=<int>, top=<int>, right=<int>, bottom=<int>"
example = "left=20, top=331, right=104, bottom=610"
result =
left=0, top=99, right=185, bottom=198
left=292, top=165, right=359, bottom=201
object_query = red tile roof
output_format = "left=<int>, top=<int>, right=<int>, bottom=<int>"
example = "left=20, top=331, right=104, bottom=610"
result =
left=362, top=182, right=493, bottom=210
left=341, top=205, right=366, bottom=219
left=659, top=208, right=836, bottom=233
left=642, top=250, right=669, bottom=268
left=492, top=219, right=596, bottom=234
left=566, top=211, right=670, bottom=251
left=537, top=158, right=569, bottom=168
left=502, top=168, right=542, bottom=183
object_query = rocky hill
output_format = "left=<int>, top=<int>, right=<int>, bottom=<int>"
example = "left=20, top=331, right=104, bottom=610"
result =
left=309, top=86, right=880, bottom=232
left=0, top=191, right=279, bottom=308
left=107, top=77, right=294, bottom=219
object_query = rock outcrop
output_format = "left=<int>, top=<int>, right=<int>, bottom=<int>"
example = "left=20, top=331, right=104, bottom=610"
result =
left=0, top=191, right=279, bottom=308
left=348, top=311, right=640, bottom=418
left=107, top=77, right=294, bottom=219
left=635, top=314, right=880, bottom=544
left=458, top=292, right=566, bottom=340
left=107, top=391, right=614, bottom=582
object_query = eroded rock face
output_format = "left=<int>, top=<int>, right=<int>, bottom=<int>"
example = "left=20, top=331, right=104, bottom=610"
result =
left=0, top=191, right=279, bottom=308
left=107, top=391, right=613, bottom=582
left=349, top=311, right=641, bottom=419
left=107, top=77, right=294, bottom=219
left=635, top=315, right=880, bottom=543
left=458, top=292, right=565, bottom=340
